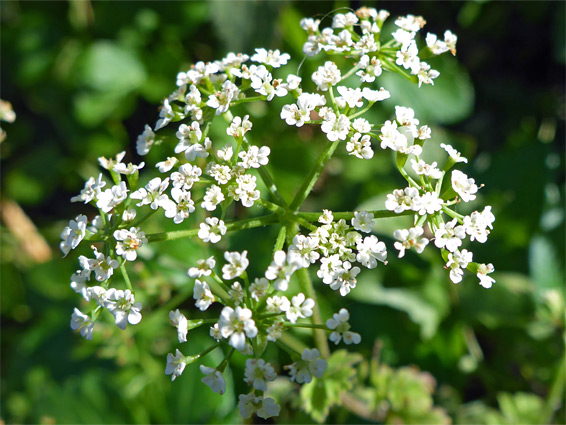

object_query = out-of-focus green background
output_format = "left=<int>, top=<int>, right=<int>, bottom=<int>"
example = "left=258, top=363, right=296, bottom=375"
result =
left=1, top=1, right=564, bottom=424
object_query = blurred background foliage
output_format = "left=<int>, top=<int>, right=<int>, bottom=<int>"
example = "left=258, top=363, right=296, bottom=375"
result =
left=1, top=1, right=564, bottom=424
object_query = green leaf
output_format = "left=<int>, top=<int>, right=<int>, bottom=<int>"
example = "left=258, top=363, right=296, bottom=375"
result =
left=300, top=350, right=362, bottom=423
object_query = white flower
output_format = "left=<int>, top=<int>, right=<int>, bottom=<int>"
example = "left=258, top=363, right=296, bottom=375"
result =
left=165, top=349, right=187, bottom=381
left=266, top=295, right=290, bottom=314
left=238, top=394, right=281, bottom=420
left=312, top=61, right=341, bottom=91
left=198, top=217, right=227, bottom=244
left=417, top=61, right=440, bottom=87
left=227, top=115, right=253, bottom=138
left=385, top=187, right=420, bottom=213
left=284, top=293, right=314, bottom=324
left=71, top=174, right=106, bottom=204
left=170, top=164, right=202, bottom=190
left=337, top=86, right=363, bottom=108
left=346, top=133, right=374, bottom=159
left=250, top=65, right=287, bottom=101
left=200, top=365, right=226, bottom=394
left=477, top=263, right=495, bottom=288
left=217, top=145, right=234, bottom=161
left=362, top=87, right=390, bottom=102
left=444, top=30, right=458, bottom=55
left=98, top=151, right=126, bottom=172
left=201, top=185, right=225, bottom=211
left=222, top=250, right=249, bottom=280
left=414, top=191, right=443, bottom=215
left=441, top=143, right=468, bottom=163
left=395, top=14, right=426, bottom=32
left=286, top=348, right=327, bottom=384
left=266, top=319, right=285, bottom=342
left=326, top=308, right=361, bottom=345
left=70, top=308, right=94, bottom=340
left=249, top=277, right=269, bottom=301
left=162, top=188, right=195, bottom=224
left=434, top=219, right=466, bottom=252
left=393, top=226, right=429, bottom=258
left=411, top=159, right=443, bottom=179
left=446, top=249, right=473, bottom=283
left=351, top=211, right=374, bottom=233
left=155, top=99, right=176, bottom=130
left=60, top=214, right=88, bottom=256
left=193, top=279, right=215, bottom=311
left=426, top=33, right=449, bottom=55
left=81, top=246, right=119, bottom=282
left=229, top=281, right=245, bottom=305
left=356, top=55, right=382, bottom=83
left=234, top=174, right=260, bottom=207
left=392, top=28, right=416, bottom=47
left=250, top=48, right=290, bottom=68
left=169, top=309, right=188, bottom=343
left=114, top=227, right=147, bottom=261
left=156, top=157, right=178, bottom=173
left=207, top=80, right=239, bottom=115
left=244, top=358, right=277, bottom=391
left=332, top=12, right=358, bottom=28
left=187, top=256, right=215, bottom=279
left=451, top=170, right=478, bottom=202
left=130, top=177, right=170, bottom=209
left=122, top=209, right=136, bottom=223
left=238, top=146, right=270, bottom=169
left=96, top=181, right=128, bottom=213
left=289, top=234, right=320, bottom=267
left=356, top=235, right=387, bottom=268
left=321, top=111, right=350, bottom=142
left=104, top=288, right=142, bottom=330
left=328, top=261, right=361, bottom=296
left=218, top=306, right=257, bottom=351
left=396, top=40, right=420, bottom=74
left=463, top=206, right=495, bottom=243
left=265, top=250, right=303, bottom=291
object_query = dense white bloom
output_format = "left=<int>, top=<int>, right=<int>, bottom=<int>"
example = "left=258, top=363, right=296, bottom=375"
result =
left=175, top=122, right=209, bottom=161
left=434, top=219, right=466, bottom=252
left=233, top=174, right=260, bottom=207
left=244, top=358, right=277, bottom=391
left=169, top=309, right=188, bottom=343
left=395, top=14, right=426, bottom=32
left=165, top=349, right=187, bottom=381
left=218, top=306, right=257, bottom=350
left=392, top=28, right=416, bottom=46
left=356, top=235, right=388, bottom=268
left=71, top=174, right=106, bottom=204
left=446, top=249, right=473, bottom=283
left=266, top=295, right=291, bottom=313
left=326, top=308, right=361, bottom=345
left=351, top=211, right=374, bottom=233
left=332, top=12, right=358, bottom=28
left=250, top=48, right=290, bottom=68
left=96, top=182, right=128, bottom=213
left=104, top=289, right=142, bottom=330
left=130, top=177, right=170, bottom=209
left=198, top=217, right=227, bottom=244
left=60, top=214, right=88, bottom=256
left=265, top=250, right=303, bottom=291
left=222, top=250, right=249, bottom=280
left=337, top=86, right=363, bottom=108
left=162, top=188, right=195, bottom=224
left=312, top=61, right=341, bottom=91
left=451, top=170, right=478, bottom=202
left=114, top=227, right=147, bottom=261
left=393, top=226, right=429, bottom=258
left=200, top=365, right=226, bottom=394
left=328, top=261, right=361, bottom=296
left=321, top=112, right=350, bottom=142
left=187, top=256, right=215, bottom=279
left=70, top=308, right=94, bottom=340
left=396, top=40, right=420, bottom=73
left=356, top=55, right=382, bottom=83
left=201, top=185, right=225, bottom=211
left=80, top=246, right=119, bottom=282
left=286, top=348, right=327, bottom=384
left=284, top=293, right=314, bottom=324
left=250, top=66, right=287, bottom=101
left=361, top=87, right=391, bottom=102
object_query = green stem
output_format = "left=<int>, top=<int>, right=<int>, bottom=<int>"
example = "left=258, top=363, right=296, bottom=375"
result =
left=290, top=140, right=339, bottom=212
left=287, top=323, right=328, bottom=330
left=347, top=101, right=376, bottom=120
left=273, top=225, right=287, bottom=253
left=120, top=263, right=133, bottom=292
left=296, top=209, right=414, bottom=221
left=540, top=353, right=566, bottom=424
left=146, top=213, right=278, bottom=242
left=130, top=208, right=158, bottom=227
left=296, top=267, right=330, bottom=358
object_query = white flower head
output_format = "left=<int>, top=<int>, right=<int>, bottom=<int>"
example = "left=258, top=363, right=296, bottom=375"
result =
left=114, top=227, right=147, bottom=261
left=169, top=309, right=188, bottom=343
left=70, top=308, right=94, bottom=340
left=451, top=170, right=478, bottom=202
left=60, top=214, right=88, bottom=256
left=187, top=256, right=216, bottom=279
left=244, top=358, right=277, bottom=391
left=222, top=250, right=249, bottom=280
left=104, top=288, right=142, bottom=330
left=218, top=306, right=257, bottom=351
left=326, top=308, right=361, bottom=345
left=198, top=217, right=227, bottom=244
left=393, top=226, right=429, bottom=258
left=286, top=348, right=327, bottom=384
left=165, top=349, right=187, bottom=381
left=200, top=365, right=226, bottom=394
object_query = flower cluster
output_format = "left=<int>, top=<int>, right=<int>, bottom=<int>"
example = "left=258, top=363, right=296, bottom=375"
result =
left=62, top=6, right=495, bottom=421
